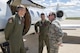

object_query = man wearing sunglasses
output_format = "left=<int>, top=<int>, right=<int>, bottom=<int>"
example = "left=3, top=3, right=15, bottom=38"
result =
left=48, top=12, right=64, bottom=53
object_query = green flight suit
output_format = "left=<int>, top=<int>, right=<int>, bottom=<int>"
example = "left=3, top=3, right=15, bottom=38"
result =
left=4, top=14, right=26, bottom=53
left=35, top=20, right=50, bottom=53
left=48, top=20, right=64, bottom=53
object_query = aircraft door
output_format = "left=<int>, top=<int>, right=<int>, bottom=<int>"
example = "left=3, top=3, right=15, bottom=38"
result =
left=23, top=8, right=31, bottom=35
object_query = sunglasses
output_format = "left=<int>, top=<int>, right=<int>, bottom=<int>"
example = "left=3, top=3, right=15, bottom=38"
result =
left=49, top=14, right=53, bottom=16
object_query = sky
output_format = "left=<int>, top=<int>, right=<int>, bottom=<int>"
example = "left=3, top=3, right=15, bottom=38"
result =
left=1, top=0, right=80, bottom=17
left=32, top=0, right=80, bottom=17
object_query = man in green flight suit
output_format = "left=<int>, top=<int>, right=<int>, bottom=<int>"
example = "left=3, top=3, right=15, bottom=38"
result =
left=4, top=5, right=26, bottom=53
left=34, top=13, right=50, bottom=53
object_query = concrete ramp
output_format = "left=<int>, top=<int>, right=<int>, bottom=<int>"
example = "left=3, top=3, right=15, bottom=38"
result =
left=23, top=33, right=39, bottom=53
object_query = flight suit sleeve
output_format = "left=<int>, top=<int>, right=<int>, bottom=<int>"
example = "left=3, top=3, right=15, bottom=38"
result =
left=54, top=24, right=64, bottom=43
left=34, top=21, right=39, bottom=33
left=4, top=17, right=15, bottom=40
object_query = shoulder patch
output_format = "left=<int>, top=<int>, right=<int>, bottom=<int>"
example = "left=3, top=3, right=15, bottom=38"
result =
left=8, top=18, right=13, bottom=23
left=11, top=15, right=15, bottom=19
left=8, top=15, right=16, bottom=23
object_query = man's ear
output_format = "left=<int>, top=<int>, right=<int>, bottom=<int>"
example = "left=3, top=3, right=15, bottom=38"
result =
left=47, top=16, right=49, bottom=18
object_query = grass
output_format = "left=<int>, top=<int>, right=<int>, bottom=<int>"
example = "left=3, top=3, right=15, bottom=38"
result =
left=66, top=17, right=80, bottom=20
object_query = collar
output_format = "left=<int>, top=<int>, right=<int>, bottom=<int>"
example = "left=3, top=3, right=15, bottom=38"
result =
left=16, top=14, right=23, bottom=20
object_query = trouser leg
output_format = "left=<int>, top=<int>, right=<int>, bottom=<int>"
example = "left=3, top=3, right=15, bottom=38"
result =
left=44, top=36, right=50, bottom=53
left=49, top=39, right=59, bottom=53
left=20, top=42, right=26, bottom=53
left=50, top=46, right=59, bottom=53
left=39, top=36, right=44, bottom=53
left=9, top=44, right=20, bottom=53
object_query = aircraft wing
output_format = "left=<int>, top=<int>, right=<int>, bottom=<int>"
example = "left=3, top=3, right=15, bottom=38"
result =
left=52, top=20, right=80, bottom=30
left=61, top=24, right=80, bottom=30
left=10, top=0, right=45, bottom=8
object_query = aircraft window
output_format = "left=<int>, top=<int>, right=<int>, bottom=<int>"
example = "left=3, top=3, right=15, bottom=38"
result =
left=0, top=8, right=1, bottom=11
left=30, top=10, right=34, bottom=17
left=37, top=11, right=40, bottom=16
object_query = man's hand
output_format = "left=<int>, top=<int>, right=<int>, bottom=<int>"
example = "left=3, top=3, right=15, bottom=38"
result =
left=58, top=42, right=63, bottom=47
left=35, top=32, right=39, bottom=35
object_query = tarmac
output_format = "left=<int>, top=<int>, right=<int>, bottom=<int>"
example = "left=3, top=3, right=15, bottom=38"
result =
left=0, top=20, right=80, bottom=53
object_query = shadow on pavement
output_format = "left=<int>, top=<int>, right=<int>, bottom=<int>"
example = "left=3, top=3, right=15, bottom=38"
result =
left=63, top=35, right=80, bottom=44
